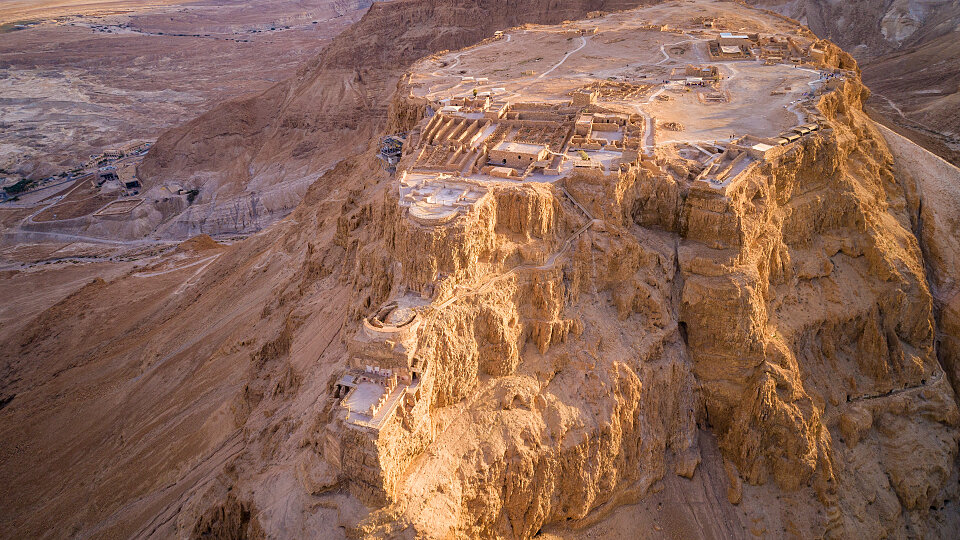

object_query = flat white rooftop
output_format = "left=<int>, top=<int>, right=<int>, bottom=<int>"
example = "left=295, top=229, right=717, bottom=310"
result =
left=494, top=141, right=548, bottom=154
left=344, top=382, right=407, bottom=431
left=343, top=382, right=385, bottom=414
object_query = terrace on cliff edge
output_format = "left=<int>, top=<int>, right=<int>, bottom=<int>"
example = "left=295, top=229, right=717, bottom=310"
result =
left=316, top=3, right=960, bottom=537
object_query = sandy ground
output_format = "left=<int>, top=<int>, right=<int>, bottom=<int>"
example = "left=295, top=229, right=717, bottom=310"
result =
left=745, top=0, right=960, bottom=167
left=0, top=0, right=365, bottom=178
left=0, top=1, right=958, bottom=538
left=0, top=230, right=182, bottom=347
left=0, top=259, right=135, bottom=343
left=647, top=62, right=819, bottom=144
left=0, top=0, right=184, bottom=24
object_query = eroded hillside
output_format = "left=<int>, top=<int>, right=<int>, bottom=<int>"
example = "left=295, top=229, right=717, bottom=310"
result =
left=1, top=1, right=959, bottom=539
left=0, top=0, right=371, bottom=178
left=747, top=0, right=960, bottom=165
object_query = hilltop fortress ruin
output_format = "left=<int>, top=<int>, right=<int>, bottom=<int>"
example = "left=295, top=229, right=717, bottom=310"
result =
left=318, top=5, right=959, bottom=534
left=3, top=0, right=960, bottom=538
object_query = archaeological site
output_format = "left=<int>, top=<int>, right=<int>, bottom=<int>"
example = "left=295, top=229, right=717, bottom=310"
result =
left=2, top=0, right=960, bottom=538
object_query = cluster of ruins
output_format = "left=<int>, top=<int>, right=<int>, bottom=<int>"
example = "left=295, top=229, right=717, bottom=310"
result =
left=705, top=31, right=830, bottom=66
left=326, top=298, right=434, bottom=502
left=398, top=174, right=487, bottom=225
left=374, top=86, right=653, bottom=229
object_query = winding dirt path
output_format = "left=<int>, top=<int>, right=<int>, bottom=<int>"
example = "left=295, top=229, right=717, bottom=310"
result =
left=133, top=253, right=221, bottom=278
left=537, top=35, right=586, bottom=80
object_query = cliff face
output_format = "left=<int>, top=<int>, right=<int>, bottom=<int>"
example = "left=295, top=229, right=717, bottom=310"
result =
left=314, top=51, right=958, bottom=535
left=880, top=122, right=960, bottom=433
left=137, top=0, right=653, bottom=236
left=673, top=77, right=960, bottom=535
left=333, top=168, right=697, bottom=538
left=127, top=0, right=960, bottom=239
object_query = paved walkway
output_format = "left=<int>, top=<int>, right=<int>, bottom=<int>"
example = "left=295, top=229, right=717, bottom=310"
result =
left=847, top=369, right=944, bottom=404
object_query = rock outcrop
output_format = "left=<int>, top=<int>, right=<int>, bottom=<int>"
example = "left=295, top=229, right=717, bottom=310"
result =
left=311, top=46, right=958, bottom=536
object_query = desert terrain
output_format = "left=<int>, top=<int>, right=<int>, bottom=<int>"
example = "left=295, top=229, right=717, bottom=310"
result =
left=2, top=0, right=956, bottom=254
left=0, top=0, right=372, bottom=254
left=745, top=0, right=960, bottom=166
left=0, top=0, right=370, bottom=180
left=1, top=0, right=960, bottom=539
left=3, top=0, right=957, bottom=249
left=1, top=1, right=181, bottom=24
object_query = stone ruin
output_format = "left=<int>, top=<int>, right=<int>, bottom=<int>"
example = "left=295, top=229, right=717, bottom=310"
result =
left=327, top=299, right=433, bottom=504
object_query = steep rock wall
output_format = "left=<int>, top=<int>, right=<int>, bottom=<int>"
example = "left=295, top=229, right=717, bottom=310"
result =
left=748, top=0, right=960, bottom=166
left=323, top=56, right=960, bottom=538
left=8, top=3, right=960, bottom=539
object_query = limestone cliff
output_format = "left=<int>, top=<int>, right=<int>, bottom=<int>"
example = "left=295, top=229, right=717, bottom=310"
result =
left=748, top=0, right=960, bottom=165
left=315, top=62, right=958, bottom=536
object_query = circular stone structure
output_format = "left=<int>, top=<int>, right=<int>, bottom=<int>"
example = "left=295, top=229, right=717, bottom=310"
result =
left=362, top=301, right=421, bottom=340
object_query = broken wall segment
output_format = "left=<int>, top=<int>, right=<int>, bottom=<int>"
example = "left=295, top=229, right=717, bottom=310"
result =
left=488, top=141, right=551, bottom=168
